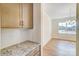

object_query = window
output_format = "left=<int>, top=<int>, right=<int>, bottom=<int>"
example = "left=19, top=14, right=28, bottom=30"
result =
left=58, top=20, right=76, bottom=34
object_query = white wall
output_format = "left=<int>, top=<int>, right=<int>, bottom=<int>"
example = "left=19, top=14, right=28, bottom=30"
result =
left=31, top=4, right=41, bottom=43
left=0, top=3, right=41, bottom=49
left=1, top=29, right=33, bottom=49
left=42, top=3, right=76, bottom=42
left=41, top=4, right=52, bottom=47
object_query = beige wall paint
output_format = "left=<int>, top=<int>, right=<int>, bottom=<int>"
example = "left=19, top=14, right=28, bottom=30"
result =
left=76, top=17, right=79, bottom=55
left=77, top=3, right=79, bottom=56
left=0, top=3, right=41, bottom=49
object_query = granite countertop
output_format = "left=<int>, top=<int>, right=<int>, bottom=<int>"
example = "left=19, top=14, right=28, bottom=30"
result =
left=0, top=41, right=40, bottom=56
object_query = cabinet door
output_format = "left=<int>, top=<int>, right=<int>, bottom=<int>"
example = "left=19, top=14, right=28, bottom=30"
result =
left=1, top=4, right=20, bottom=28
left=22, top=4, right=33, bottom=28
left=0, top=5, right=1, bottom=27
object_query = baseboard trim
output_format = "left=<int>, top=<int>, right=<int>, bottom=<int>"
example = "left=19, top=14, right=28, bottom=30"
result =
left=51, top=38, right=76, bottom=42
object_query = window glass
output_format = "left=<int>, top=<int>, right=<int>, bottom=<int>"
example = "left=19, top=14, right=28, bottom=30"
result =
left=58, top=20, right=76, bottom=34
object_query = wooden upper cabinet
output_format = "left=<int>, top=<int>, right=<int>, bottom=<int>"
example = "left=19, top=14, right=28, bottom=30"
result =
left=0, top=3, right=33, bottom=28
left=0, top=5, right=1, bottom=27
left=22, top=4, right=33, bottom=28
left=1, top=4, right=20, bottom=28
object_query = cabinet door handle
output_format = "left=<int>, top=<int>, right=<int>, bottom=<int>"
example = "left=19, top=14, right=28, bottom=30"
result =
left=22, top=20, right=23, bottom=26
left=19, top=20, right=23, bottom=26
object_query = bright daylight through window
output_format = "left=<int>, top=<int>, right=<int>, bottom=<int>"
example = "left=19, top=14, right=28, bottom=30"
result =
left=58, top=20, right=76, bottom=34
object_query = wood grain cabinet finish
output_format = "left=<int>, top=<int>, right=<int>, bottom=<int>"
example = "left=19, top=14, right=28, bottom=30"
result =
left=0, top=5, right=1, bottom=27
left=1, top=4, right=20, bottom=28
left=0, top=3, right=33, bottom=28
left=22, top=4, right=33, bottom=28
left=77, top=4, right=79, bottom=17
